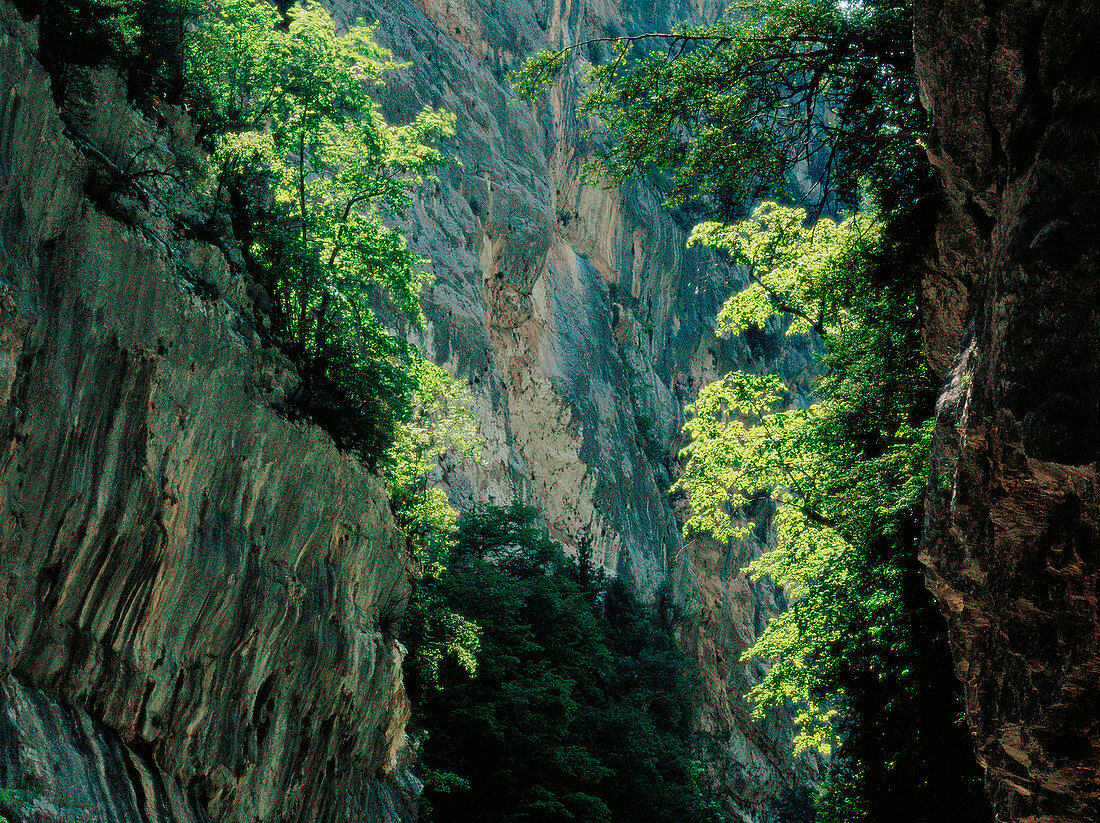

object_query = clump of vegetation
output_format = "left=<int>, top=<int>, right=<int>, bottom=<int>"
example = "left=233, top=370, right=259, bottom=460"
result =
left=405, top=501, right=727, bottom=823
left=181, top=0, right=462, bottom=469
left=15, top=0, right=200, bottom=103
left=517, top=0, right=918, bottom=217
left=0, top=787, right=31, bottom=823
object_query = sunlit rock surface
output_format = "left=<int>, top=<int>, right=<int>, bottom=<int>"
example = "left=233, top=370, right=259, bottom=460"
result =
left=916, top=1, right=1100, bottom=820
left=332, top=0, right=821, bottom=816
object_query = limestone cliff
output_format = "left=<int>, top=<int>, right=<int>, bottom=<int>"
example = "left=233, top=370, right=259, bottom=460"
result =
left=331, top=0, right=819, bottom=816
left=915, top=1, right=1100, bottom=820
left=0, top=11, right=417, bottom=822
left=0, top=0, right=818, bottom=820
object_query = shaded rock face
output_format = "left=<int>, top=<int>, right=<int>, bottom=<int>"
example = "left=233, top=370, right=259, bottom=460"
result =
left=0, top=12, right=416, bottom=823
left=915, top=1, right=1100, bottom=820
left=0, top=678, right=208, bottom=823
left=330, top=0, right=820, bottom=816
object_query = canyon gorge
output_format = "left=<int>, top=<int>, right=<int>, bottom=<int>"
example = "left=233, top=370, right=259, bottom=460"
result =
left=0, top=0, right=1097, bottom=821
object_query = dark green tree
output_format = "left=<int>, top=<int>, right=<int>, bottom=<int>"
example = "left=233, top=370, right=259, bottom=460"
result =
left=15, top=0, right=201, bottom=103
left=14, top=0, right=137, bottom=92
left=406, top=502, right=726, bottom=823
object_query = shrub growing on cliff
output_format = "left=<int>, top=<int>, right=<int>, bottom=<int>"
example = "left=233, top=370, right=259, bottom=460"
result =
left=14, top=0, right=136, bottom=91
left=180, top=0, right=462, bottom=469
left=15, top=0, right=200, bottom=102
left=24, top=0, right=466, bottom=473
left=184, top=2, right=485, bottom=680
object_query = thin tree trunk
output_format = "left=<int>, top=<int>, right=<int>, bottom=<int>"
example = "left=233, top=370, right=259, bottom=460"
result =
left=296, top=128, right=310, bottom=344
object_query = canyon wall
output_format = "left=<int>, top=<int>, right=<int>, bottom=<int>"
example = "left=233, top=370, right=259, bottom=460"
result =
left=915, top=1, right=1100, bottom=820
left=0, top=11, right=417, bottom=822
left=334, top=0, right=820, bottom=816
left=0, top=0, right=820, bottom=819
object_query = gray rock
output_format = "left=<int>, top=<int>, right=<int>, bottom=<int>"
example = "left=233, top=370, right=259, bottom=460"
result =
left=330, top=0, right=820, bottom=815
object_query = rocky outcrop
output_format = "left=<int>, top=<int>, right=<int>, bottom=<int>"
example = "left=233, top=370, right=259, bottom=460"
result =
left=332, top=0, right=820, bottom=816
left=0, top=11, right=416, bottom=823
left=915, top=1, right=1100, bottom=820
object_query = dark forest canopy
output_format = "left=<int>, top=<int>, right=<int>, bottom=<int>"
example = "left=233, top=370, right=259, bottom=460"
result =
left=405, top=502, right=727, bottom=823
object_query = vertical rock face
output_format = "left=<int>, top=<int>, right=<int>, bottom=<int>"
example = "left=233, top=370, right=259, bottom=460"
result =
left=0, top=0, right=817, bottom=819
left=915, top=1, right=1100, bottom=820
left=330, top=0, right=820, bottom=816
left=0, top=11, right=416, bottom=823
left=335, top=0, right=742, bottom=589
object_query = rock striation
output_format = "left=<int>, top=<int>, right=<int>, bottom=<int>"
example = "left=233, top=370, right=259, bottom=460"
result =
left=915, top=1, right=1100, bottom=820
left=0, top=10, right=417, bottom=822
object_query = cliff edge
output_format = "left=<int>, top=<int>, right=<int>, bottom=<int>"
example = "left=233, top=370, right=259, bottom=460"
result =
left=0, top=10, right=416, bottom=822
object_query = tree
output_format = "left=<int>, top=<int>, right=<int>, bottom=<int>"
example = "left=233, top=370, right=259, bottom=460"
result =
left=679, top=206, right=933, bottom=755
left=15, top=0, right=201, bottom=102
left=516, top=0, right=920, bottom=216
left=184, top=4, right=486, bottom=686
left=682, top=201, right=986, bottom=820
left=183, top=0, right=458, bottom=467
left=519, top=2, right=990, bottom=820
left=405, top=502, right=727, bottom=823
left=14, top=0, right=137, bottom=91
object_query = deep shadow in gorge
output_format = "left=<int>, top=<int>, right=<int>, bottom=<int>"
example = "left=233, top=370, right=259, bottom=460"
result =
left=916, top=0, right=1100, bottom=820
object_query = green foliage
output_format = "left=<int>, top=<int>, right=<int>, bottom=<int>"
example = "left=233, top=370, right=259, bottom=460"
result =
left=25, top=0, right=460, bottom=466
left=127, top=0, right=202, bottom=101
left=16, top=0, right=201, bottom=103
left=678, top=203, right=932, bottom=756
left=690, top=202, right=880, bottom=338
left=15, top=0, right=138, bottom=85
left=634, top=410, right=661, bottom=461
left=515, top=0, right=921, bottom=215
left=179, top=0, right=459, bottom=468
left=0, top=787, right=32, bottom=823
left=184, top=0, right=451, bottom=333
left=680, top=202, right=986, bottom=817
left=388, top=359, right=482, bottom=680
left=406, top=502, right=727, bottom=823
left=518, top=0, right=991, bottom=819
left=32, top=0, right=482, bottom=671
